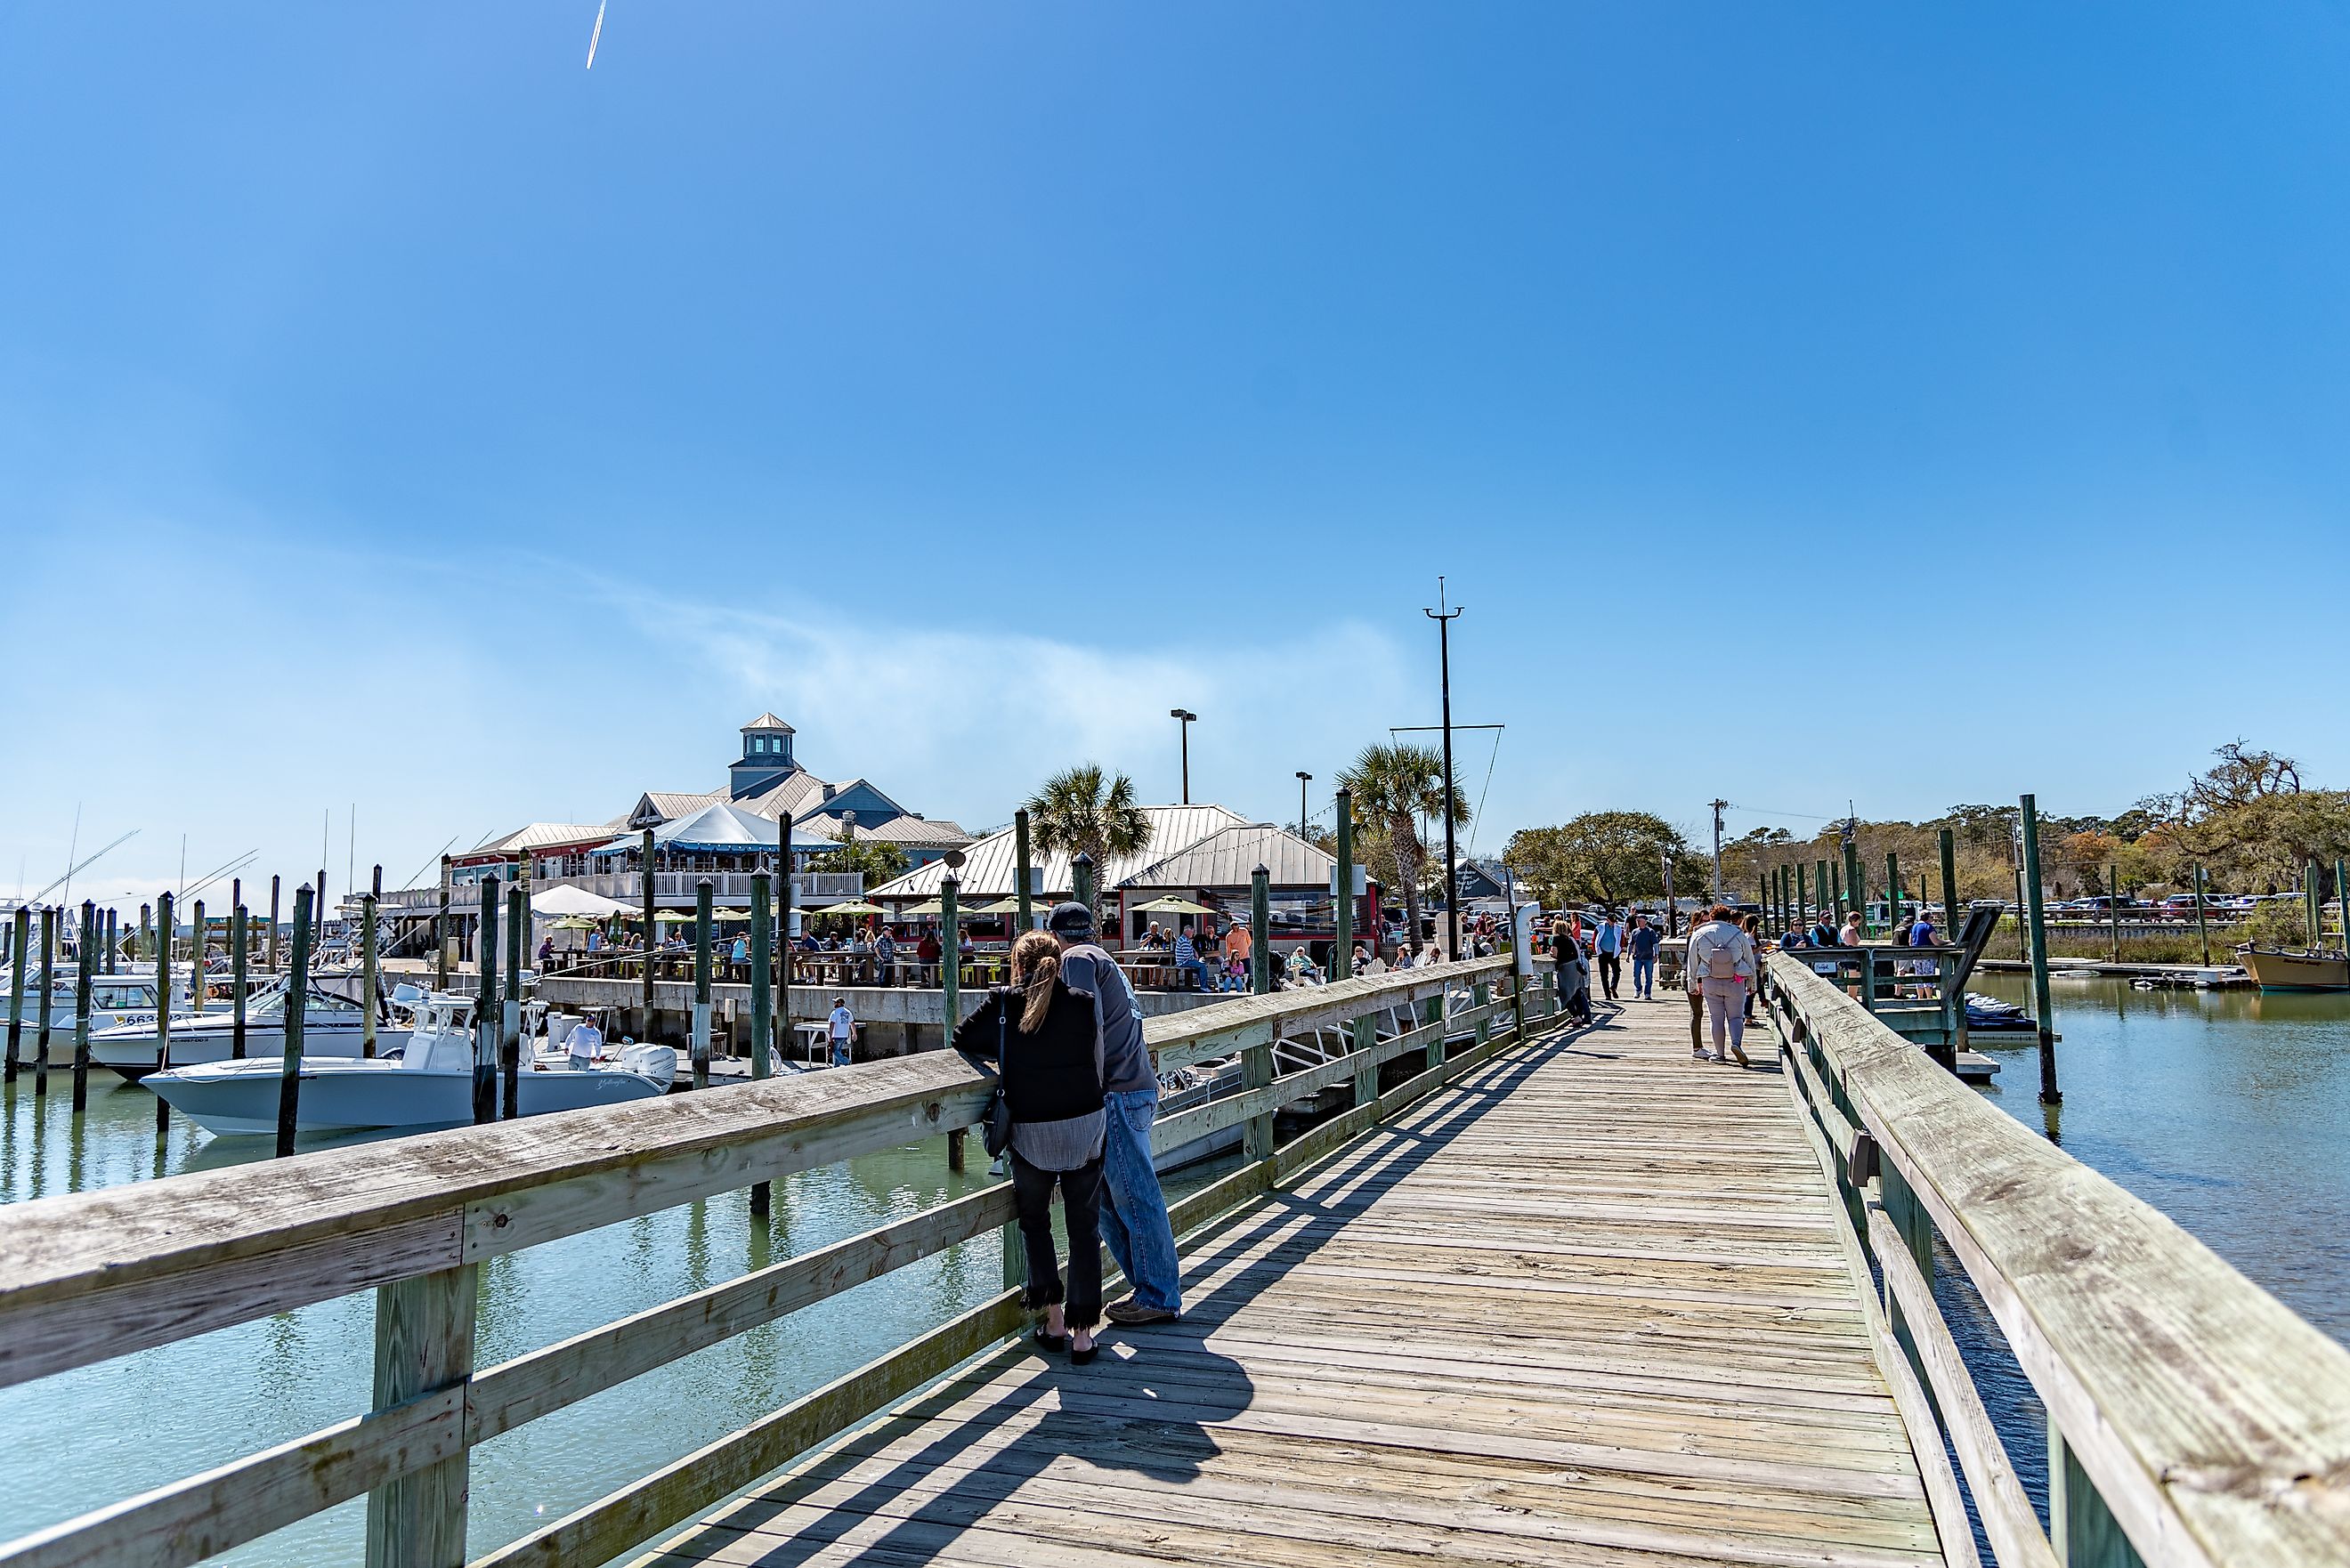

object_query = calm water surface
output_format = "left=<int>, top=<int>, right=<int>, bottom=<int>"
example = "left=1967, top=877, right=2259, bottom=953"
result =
left=0, top=1069, right=1233, bottom=1565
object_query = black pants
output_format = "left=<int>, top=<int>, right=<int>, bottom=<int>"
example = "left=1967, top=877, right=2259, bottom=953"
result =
left=1011, top=1150, right=1105, bottom=1330
left=1596, top=952, right=1621, bottom=998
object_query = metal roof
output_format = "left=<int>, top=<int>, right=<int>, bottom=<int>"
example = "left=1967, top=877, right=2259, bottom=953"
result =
left=870, top=804, right=1284, bottom=901
left=1125, top=823, right=1337, bottom=890
left=841, top=816, right=973, bottom=847
left=741, top=712, right=794, bottom=731
left=735, top=772, right=831, bottom=821
left=464, top=822, right=618, bottom=859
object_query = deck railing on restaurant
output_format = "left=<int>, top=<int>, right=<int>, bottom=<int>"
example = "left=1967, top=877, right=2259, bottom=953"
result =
left=0, top=952, right=1556, bottom=1568
left=1763, top=951, right=2350, bottom=1568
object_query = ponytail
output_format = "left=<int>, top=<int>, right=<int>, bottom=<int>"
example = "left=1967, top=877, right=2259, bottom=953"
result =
left=1010, top=929, right=1062, bottom=1032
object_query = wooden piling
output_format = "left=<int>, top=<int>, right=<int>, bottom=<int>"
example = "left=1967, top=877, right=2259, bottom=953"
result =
left=639, top=828, right=658, bottom=1034
left=4, top=905, right=27, bottom=1081
left=232, top=903, right=249, bottom=1059
left=105, top=905, right=118, bottom=974
left=277, top=885, right=314, bottom=1157
left=435, top=854, right=452, bottom=991
left=34, top=906, right=54, bottom=1098
left=1938, top=828, right=1958, bottom=939
left=1830, top=861, right=1843, bottom=921
left=939, top=874, right=960, bottom=1049
left=692, top=878, right=714, bottom=1091
left=189, top=899, right=206, bottom=1017
left=1071, top=853, right=1097, bottom=921
left=1844, top=841, right=1866, bottom=935
left=2109, top=862, right=2122, bottom=964
left=1251, top=865, right=1271, bottom=995
left=2305, top=861, right=2322, bottom=952
left=1339, top=789, right=1377, bottom=1103
left=362, top=867, right=381, bottom=1058
left=268, top=877, right=281, bottom=972
left=474, top=877, right=498, bottom=1125
left=1014, top=809, right=1034, bottom=932
left=2192, top=862, right=2211, bottom=967
left=71, top=901, right=97, bottom=1112
left=1884, top=854, right=1898, bottom=933
left=149, top=893, right=171, bottom=1119
left=1795, top=862, right=1809, bottom=928
left=503, top=883, right=524, bottom=1118
left=750, top=869, right=774, bottom=1216
left=2336, top=858, right=2347, bottom=963
left=778, top=812, right=793, bottom=1057
left=2019, top=795, right=2060, bottom=1106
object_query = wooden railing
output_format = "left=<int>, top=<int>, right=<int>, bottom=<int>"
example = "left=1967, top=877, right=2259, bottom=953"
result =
left=1763, top=952, right=2350, bottom=1568
left=0, top=953, right=1556, bottom=1568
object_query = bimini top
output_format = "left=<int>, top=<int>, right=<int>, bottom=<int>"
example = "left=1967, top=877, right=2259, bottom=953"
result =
left=589, top=803, right=781, bottom=856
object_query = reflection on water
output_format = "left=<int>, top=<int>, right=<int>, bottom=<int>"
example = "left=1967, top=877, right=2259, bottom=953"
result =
left=0, top=1071, right=1156, bottom=1565
left=1937, top=974, right=2350, bottom=1534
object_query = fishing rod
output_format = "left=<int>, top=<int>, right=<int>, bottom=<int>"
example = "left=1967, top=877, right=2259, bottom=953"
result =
left=183, top=849, right=262, bottom=903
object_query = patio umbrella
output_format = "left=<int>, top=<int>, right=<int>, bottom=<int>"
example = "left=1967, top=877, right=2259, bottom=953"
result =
left=552, top=917, right=600, bottom=930
left=896, top=900, right=944, bottom=917
left=969, top=897, right=1025, bottom=916
left=820, top=901, right=888, bottom=917
left=653, top=910, right=700, bottom=925
left=1133, top=895, right=1217, bottom=917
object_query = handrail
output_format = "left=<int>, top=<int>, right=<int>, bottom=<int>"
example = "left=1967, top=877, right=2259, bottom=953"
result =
left=1765, top=952, right=2350, bottom=1568
left=0, top=952, right=1542, bottom=1568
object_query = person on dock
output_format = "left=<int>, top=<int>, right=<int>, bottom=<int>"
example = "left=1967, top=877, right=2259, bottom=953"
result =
left=1686, top=906, right=1755, bottom=1066
left=1223, top=918, right=1252, bottom=990
left=827, top=997, right=856, bottom=1066
left=1626, top=913, right=1660, bottom=1000
left=1048, top=901, right=1183, bottom=1326
left=1592, top=911, right=1625, bottom=1000
left=1740, top=914, right=1765, bottom=1024
left=1809, top=909, right=1838, bottom=949
left=1552, top=921, right=1592, bottom=1023
left=567, top=1011, right=604, bottom=1070
left=952, top=929, right=1106, bottom=1364
left=873, top=925, right=896, bottom=984
left=1839, top=909, right=1863, bottom=948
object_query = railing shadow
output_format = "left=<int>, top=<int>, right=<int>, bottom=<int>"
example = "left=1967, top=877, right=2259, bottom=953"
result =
left=656, top=1029, right=1571, bottom=1566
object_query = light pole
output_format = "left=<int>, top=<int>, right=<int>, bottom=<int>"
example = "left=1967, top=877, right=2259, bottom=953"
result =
left=1170, top=709, right=1197, bottom=804
left=1295, top=772, right=1312, bottom=837
left=1424, top=581, right=1463, bottom=964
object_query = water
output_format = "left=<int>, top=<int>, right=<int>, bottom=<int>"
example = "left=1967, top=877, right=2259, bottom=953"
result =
left=0, top=1070, right=1233, bottom=1565
left=1932, top=974, right=2350, bottom=1535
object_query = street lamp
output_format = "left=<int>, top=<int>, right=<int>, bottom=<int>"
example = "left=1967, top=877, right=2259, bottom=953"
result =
left=1295, top=772, right=1312, bottom=837
left=1170, top=709, right=1197, bottom=804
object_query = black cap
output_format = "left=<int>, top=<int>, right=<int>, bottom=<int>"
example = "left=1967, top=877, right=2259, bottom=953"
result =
left=1046, top=901, right=1096, bottom=940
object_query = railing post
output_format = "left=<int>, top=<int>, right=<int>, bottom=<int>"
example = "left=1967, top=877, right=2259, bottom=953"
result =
left=364, top=1264, right=479, bottom=1568
left=1876, top=1160, right=1941, bottom=1425
left=1471, top=974, right=1491, bottom=1051
left=1423, top=982, right=1446, bottom=1074
left=2050, top=1423, right=2146, bottom=1568
left=1242, top=1030, right=1275, bottom=1164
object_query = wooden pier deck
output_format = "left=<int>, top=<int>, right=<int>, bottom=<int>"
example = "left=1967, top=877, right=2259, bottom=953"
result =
left=640, top=999, right=1951, bottom=1568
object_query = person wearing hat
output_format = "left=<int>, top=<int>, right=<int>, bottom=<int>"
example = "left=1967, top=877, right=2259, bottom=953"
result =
left=1047, top=901, right=1182, bottom=1324
left=827, top=996, right=855, bottom=1067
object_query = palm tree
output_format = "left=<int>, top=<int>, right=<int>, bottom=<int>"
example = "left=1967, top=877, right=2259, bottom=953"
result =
left=1336, top=741, right=1470, bottom=954
left=1024, top=764, right=1154, bottom=917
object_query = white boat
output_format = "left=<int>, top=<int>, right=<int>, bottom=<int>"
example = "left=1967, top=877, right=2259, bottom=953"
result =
left=88, top=980, right=407, bottom=1080
left=144, top=996, right=673, bottom=1136
left=4, top=974, right=200, bottom=1065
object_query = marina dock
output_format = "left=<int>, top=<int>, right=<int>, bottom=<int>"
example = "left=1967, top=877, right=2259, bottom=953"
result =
left=2, top=952, right=2346, bottom=1568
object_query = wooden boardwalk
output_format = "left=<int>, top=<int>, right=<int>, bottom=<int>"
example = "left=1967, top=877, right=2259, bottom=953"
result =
left=638, top=994, right=1954, bottom=1568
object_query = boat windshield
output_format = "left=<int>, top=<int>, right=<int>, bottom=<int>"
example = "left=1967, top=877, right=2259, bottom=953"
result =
left=246, top=982, right=364, bottom=1019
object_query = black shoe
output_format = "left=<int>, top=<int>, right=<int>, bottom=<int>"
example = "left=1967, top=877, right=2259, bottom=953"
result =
left=1071, top=1340, right=1099, bottom=1366
left=1032, top=1326, right=1069, bottom=1354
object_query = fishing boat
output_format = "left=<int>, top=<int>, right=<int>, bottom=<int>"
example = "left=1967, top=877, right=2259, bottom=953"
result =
left=2235, top=945, right=2350, bottom=992
left=143, top=996, right=674, bottom=1136
left=87, top=979, right=404, bottom=1079
left=4, top=974, right=201, bottom=1065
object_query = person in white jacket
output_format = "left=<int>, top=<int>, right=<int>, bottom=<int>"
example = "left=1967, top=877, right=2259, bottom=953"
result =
left=1683, top=906, right=1754, bottom=1066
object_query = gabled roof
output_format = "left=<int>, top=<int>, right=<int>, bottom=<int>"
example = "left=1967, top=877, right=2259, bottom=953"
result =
left=457, top=822, right=619, bottom=861
left=841, top=816, right=974, bottom=848
left=741, top=712, right=794, bottom=732
left=628, top=790, right=726, bottom=828
left=1126, top=823, right=1336, bottom=890
left=869, top=804, right=1253, bottom=901
left=792, top=777, right=911, bottom=826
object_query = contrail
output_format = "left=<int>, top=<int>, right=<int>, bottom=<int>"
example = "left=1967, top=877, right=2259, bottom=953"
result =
left=587, top=0, right=607, bottom=69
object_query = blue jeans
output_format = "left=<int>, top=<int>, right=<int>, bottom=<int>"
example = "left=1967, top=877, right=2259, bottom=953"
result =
left=1632, top=956, right=1656, bottom=997
left=1098, top=1087, right=1182, bottom=1313
left=1176, top=958, right=1207, bottom=990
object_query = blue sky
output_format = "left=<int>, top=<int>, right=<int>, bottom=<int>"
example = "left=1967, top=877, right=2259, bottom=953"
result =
left=4, top=3, right=2347, bottom=909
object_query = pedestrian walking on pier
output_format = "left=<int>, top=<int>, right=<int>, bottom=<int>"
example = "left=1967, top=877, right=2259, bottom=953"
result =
left=1592, top=911, right=1625, bottom=1000
left=1626, top=913, right=1659, bottom=1000
left=827, top=997, right=856, bottom=1066
left=952, top=930, right=1106, bottom=1363
left=1686, top=906, right=1754, bottom=1066
left=1048, top=901, right=1183, bottom=1325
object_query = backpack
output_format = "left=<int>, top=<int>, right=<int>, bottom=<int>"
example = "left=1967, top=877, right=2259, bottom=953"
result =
left=1702, top=926, right=1739, bottom=982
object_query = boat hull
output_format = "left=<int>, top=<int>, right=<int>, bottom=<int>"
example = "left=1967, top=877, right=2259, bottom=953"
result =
left=146, top=1059, right=665, bottom=1136
left=2237, top=946, right=2350, bottom=992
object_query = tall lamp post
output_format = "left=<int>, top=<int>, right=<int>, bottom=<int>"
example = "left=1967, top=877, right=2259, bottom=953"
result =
left=1169, top=709, right=1197, bottom=804
left=1425, top=582, right=1463, bottom=964
left=1295, top=772, right=1312, bottom=837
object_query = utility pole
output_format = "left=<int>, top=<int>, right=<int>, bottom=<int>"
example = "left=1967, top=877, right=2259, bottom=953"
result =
left=1424, top=581, right=1464, bottom=964
left=1295, top=772, right=1312, bottom=838
left=1708, top=800, right=1728, bottom=905
left=1170, top=709, right=1197, bottom=804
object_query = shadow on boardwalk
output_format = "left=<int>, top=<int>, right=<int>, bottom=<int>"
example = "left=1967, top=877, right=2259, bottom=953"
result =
left=652, top=1027, right=1576, bottom=1567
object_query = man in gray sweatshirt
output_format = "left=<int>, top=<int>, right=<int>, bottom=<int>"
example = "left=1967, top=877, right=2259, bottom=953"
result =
left=1049, top=901, right=1182, bottom=1323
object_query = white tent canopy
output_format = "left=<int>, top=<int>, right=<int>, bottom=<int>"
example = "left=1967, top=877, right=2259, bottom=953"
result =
left=531, top=885, right=636, bottom=919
